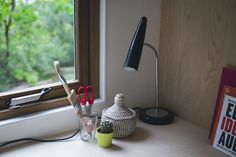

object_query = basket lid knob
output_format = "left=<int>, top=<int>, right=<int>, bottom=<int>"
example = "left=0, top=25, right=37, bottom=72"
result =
left=114, top=93, right=124, bottom=107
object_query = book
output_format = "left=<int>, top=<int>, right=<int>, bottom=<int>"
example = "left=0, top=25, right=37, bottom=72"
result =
left=212, top=86, right=236, bottom=157
left=209, top=68, right=236, bottom=138
left=211, top=86, right=236, bottom=144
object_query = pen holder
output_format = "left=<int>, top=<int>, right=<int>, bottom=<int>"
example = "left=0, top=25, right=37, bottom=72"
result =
left=80, top=113, right=98, bottom=142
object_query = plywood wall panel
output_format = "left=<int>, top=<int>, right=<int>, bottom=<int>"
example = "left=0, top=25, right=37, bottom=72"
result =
left=159, top=0, right=236, bottom=129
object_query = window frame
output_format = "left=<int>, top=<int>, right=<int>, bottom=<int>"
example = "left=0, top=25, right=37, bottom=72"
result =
left=0, top=0, right=99, bottom=120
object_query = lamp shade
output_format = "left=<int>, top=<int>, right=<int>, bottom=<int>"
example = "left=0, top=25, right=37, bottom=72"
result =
left=124, top=16, right=147, bottom=71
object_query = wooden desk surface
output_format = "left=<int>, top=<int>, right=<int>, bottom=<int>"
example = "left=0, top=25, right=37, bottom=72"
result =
left=0, top=118, right=227, bottom=157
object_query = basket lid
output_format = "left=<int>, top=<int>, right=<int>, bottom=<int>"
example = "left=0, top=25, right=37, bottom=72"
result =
left=103, top=93, right=135, bottom=119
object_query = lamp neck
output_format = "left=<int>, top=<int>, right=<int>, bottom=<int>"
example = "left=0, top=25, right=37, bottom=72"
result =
left=144, top=43, right=159, bottom=58
left=144, top=43, right=159, bottom=116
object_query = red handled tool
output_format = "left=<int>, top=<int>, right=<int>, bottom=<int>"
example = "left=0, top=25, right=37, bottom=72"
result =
left=78, top=86, right=95, bottom=116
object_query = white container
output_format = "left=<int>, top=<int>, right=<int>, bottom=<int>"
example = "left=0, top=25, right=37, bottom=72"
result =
left=101, top=93, right=136, bottom=138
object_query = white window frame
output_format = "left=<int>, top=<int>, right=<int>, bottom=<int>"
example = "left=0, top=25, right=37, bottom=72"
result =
left=0, top=0, right=106, bottom=143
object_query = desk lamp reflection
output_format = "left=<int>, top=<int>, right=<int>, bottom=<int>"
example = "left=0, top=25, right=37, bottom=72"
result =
left=124, top=16, right=174, bottom=125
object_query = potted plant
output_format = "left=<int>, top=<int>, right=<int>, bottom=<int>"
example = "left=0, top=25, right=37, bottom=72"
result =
left=96, top=120, right=113, bottom=148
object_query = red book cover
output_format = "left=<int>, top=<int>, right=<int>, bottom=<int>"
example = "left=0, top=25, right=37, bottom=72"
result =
left=211, top=86, right=236, bottom=145
left=209, top=68, right=236, bottom=138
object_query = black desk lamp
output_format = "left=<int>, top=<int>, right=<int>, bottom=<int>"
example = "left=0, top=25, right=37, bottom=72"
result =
left=124, top=16, right=174, bottom=125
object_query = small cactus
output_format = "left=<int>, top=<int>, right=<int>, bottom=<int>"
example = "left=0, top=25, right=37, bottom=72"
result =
left=100, top=121, right=113, bottom=133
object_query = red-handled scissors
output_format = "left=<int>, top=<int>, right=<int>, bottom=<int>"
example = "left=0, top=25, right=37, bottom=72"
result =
left=78, top=86, right=95, bottom=105
left=78, top=86, right=95, bottom=116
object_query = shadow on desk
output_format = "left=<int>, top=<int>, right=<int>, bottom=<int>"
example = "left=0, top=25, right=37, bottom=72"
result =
left=0, top=142, right=33, bottom=154
left=109, top=144, right=123, bottom=151
left=108, top=127, right=150, bottom=151
left=117, top=126, right=150, bottom=142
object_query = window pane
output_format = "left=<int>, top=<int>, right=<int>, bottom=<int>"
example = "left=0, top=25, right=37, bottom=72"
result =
left=0, top=0, right=75, bottom=93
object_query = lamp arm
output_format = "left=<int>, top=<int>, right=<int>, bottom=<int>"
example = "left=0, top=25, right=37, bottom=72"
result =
left=144, top=43, right=159, bottom=58
left=144, top=43, right=159, bottom=115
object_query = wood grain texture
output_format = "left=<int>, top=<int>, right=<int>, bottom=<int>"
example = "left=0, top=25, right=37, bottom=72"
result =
left=159, top=0, right=236, bottom=129
left=89, top=0, right=100, bottom=97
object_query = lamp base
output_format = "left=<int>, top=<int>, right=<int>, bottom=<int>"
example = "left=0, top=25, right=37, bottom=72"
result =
left=139, top=107, right=174, bottom=125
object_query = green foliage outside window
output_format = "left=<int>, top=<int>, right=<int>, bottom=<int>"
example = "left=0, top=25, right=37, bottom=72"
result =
left=0, top=0, right=74, bottom=92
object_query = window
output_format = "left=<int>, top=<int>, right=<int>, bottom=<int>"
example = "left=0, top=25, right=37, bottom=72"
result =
left=0, top=0, right=77, bottom=92
left=0, top=0, right=99, bottom=120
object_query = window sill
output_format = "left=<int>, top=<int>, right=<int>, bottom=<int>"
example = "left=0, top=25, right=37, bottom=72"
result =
left=0, top=118, right=227, bottom=157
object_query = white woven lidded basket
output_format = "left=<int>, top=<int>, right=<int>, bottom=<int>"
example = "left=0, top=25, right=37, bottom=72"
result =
left=101, top=93, right=136, bottom=138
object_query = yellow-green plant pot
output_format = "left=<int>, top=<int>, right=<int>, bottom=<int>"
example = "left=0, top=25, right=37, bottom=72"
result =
left=96, top=128, right=113, bottom=148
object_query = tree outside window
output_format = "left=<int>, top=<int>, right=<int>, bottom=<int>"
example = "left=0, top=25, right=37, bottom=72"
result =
left=0, top=0, right=75, bottom=93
